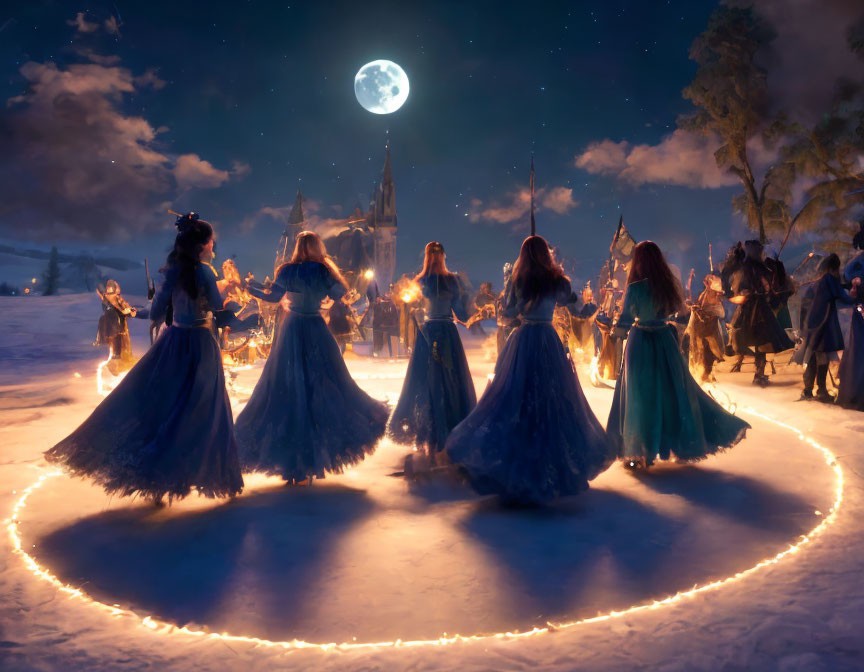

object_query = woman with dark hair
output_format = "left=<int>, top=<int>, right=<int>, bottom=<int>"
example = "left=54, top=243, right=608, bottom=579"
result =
left=389, top=242, right=476, bottom=464
left=607, top=241, right=749, bottom=468
left=799, top=253, right=856, bottom=402
left=445, top=235, right=613, bottom=505
left=838, top=227, right=864, bottom=410
left=46, top=213, right=244, bottom=503
left=236, top=231, right=388, bottom=483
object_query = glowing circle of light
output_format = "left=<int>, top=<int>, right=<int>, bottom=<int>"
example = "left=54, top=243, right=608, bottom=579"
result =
left=7, top=405, right=844, bottom=653
left=354, top=60, right=409, bottom=114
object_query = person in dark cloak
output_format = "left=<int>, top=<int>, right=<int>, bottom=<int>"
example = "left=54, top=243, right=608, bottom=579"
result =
left=799, top=253, right=855, bottom=402
left=372, top=291, right=399, bottom=357
left=328, top=294, right=358, bottom=354
left=723, top=240, right=794, bottom=386
left=837, top=224, right=864, bottom=410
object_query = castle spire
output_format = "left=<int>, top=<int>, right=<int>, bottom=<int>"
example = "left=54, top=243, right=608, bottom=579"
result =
left=288, top=188, right=305, bottom=227
left=275, top=188, right=306, bottom=270
left=370, top=134, right=397, bottom=285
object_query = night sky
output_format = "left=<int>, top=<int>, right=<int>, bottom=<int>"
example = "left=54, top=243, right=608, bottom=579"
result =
left=0, top=1, right=853, bottom=289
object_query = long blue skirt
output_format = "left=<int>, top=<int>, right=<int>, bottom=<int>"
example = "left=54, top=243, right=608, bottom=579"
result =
left=608, top=324, right=749, bottom=464
left=45, top=326, right=243, bottom=501
left=837, top=308, right=864, bottom=411
left=236, top=311, right=388, bottom=481
left=388, top=319, right=476, bottom=452
left=445, top=322, right=614, bottom=504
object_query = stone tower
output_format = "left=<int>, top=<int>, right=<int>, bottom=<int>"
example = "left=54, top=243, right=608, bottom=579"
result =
left=274, top=189, right=305, bottom=271
left=369, top=139, right=397, bottom=287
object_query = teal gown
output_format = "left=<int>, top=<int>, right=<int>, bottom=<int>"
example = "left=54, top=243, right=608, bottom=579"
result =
left=607, top=280, right=750, bottom=464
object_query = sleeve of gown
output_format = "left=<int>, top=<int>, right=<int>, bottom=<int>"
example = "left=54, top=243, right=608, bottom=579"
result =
left=616, top=285, right=638, bottom=331
left=149, top=271, right=174, bottom=325
left=501, top=282, right=520, bottom=319
left=247, top=267, right=287, bottom=303
left=199, top=266, right=224, bottom=313
left=554, top=278, right=575, bottom=307
left=828, top=274, right=855, bottom=306
left=451, top=276, right=471, bottom=322
left=325, top=266, right=347, bottom=301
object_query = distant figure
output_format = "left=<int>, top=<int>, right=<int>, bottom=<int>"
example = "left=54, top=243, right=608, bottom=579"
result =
left=328, top=294, right=358, bottom=354
left=838, top=226, right=864, bottom=410
left=495, top=262, right=519, bottom=355
left=95, top=279, right=136, bottom=375
left=468, top=281, right=496, bottom=335
left=446, top=235, right=614, bottom=505
left=607, top=241, right=750, bottom=469
left=389, top=242, right=477, bottom=465
left=372, top=292, right=399, bottom=357
left=46, top=214, right=243, bottom=504
left=798, top=253, right=855, bottom=402
left=686, top=274, right=726, bottom=382
left=570, top=283, right=598, bottom=361
left=723, top=240, right=794, bottom=386
left=236, top=231, right=388, bottom=483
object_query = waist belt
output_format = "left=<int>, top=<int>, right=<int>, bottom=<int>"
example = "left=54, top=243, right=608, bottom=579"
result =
left=172, top=317, right=214, bottom=329
left=635, top=320, right=671, bottom=332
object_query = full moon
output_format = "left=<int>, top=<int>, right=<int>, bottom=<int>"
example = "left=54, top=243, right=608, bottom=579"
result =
left=354, top=60, right=409, bottom=115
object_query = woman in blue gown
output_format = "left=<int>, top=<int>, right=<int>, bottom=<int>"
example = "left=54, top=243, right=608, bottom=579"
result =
left=445, top=235, right=614, bottom=505
left=607, top=241, right=750, bottom=468
left=389, top=242, right=477, bottom=461
left=837, top=230, right=864, bottom=411
left=45, top=214, right=244, bottom=503
left=798, top=254, right=856, bottom=402
left=236, top=231, right=388, bottom=483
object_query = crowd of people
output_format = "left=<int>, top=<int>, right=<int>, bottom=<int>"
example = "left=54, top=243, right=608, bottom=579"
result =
left=48, top=212, right=864, bottom=506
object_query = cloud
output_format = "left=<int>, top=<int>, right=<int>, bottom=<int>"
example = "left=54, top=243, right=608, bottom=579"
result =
left=575, top=131, right=741, bottom=189
left=174, top=154, right=231, bottom=190
left=468, top=186, right=579, bottom=225
left=0, top=59, right=241, bottom=241
left=67, top=12, right=99, bottom=34
left=541, top=186, right=579, bottom=214
left=241, top=200, right=348, bottom=240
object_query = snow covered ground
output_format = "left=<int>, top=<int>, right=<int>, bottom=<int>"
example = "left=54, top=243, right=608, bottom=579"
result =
left=1, top=294, right=863, bottom=671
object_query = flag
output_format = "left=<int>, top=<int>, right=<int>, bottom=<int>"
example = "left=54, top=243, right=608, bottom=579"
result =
left=610, top=222, right=637, bottom=263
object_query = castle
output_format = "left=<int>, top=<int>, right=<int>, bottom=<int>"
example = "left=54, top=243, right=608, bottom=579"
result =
left=274, top=139, right=398, bottom=288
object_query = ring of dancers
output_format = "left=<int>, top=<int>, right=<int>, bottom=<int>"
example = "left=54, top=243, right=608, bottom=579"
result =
left=388, top=242, right=477, bottom=467
left=446, top=235, right=615, bottom=505
left=236, top=231, right=389, bottom=483
left=607, top=241, right=750, bottom=469
left=45, top=213, right=244, bottom=504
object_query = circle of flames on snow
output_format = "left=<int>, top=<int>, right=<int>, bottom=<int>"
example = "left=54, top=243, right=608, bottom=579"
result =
left=6, top=405, right=845, bottom=652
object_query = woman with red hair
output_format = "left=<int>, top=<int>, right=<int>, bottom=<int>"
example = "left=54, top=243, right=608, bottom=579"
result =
left=389, top=242, right=476, bottom=463
left=237, top=231, right=388, bottom=483
left=446, top=235, right=614, bottom=505
left=607, top=241, right=749, bottom=468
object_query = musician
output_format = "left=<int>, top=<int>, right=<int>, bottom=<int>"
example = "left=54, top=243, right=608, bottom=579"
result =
left=95, top=279, right=136, bottom=374
left=468, top=282, right=497, bottom=336
left=686, top=274, right=726, bottom=382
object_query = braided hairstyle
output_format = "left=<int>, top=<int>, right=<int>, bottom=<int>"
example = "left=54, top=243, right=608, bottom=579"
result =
left=164, top=212, right=213, bottom=299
